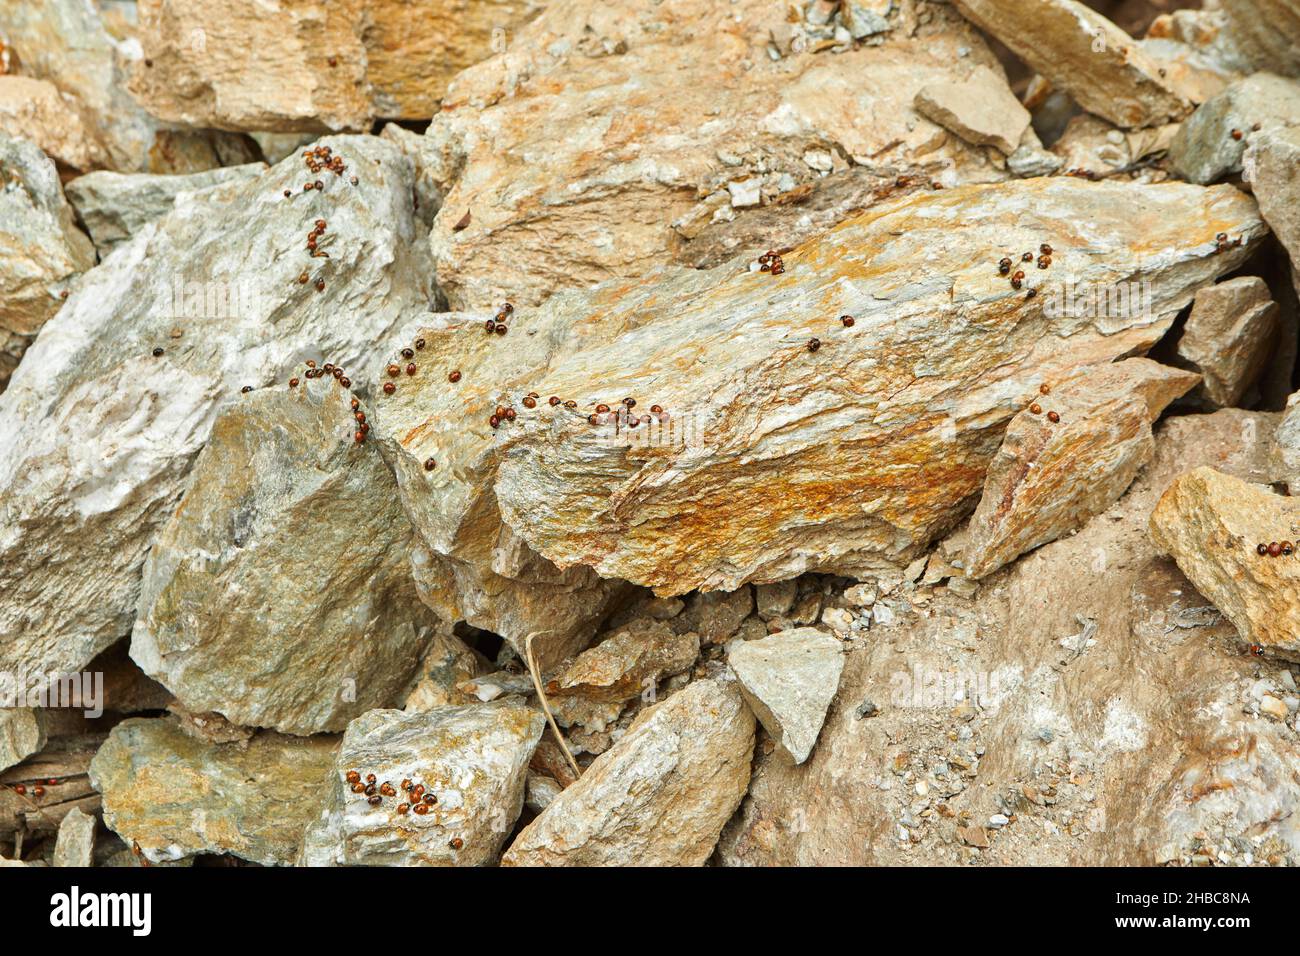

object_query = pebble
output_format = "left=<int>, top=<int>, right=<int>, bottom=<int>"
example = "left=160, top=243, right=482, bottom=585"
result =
left=1259, top=695, right=1289, bottom=721
left=987, top=813, right=1010, bottom=828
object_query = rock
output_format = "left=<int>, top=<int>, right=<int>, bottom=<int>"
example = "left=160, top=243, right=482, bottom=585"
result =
left=820, top=606, right=856, bottom=636
left=90, top=717, right=338, bottom=865
left=1150, top=466, right=1300, bottom=659
left=962, top=359, right=1200, bottom=578
left=548, top=620, right=699, bottom=734
left=502, top=677, right=755, bottom=866
left=131, top=369, right=441, bottom=735
left=841, top=0, right=895, bottom=40
left=403, top=628, right=486, bottom=712
left=952, top=0, right=1193, bottom=129
left=1218, top=0, right=1300, bottom=78
left=379, top=124, right=444, bottom=229
left=0, top=134, right=432, bottom=679
left=1245, top=126, right=1300, bottom=298
left=1007, top=141, right=1064, bottom=178
left=0, top=0, right=256, bottom=173
left=914, top=66, right=1030, bottom=155
left=681, top=588, right=754, bottom=645
left=51, top=806, right=95, bottom=868
left=728, top=627, right=844, bottom=763
left=0, top=132, right=95, bottom=391
left=130, top=0, right=542, bottom=131
left=372, top=178, right=1263, bottom=610
left=423, top=0, right=1014, bottom=309
left=65, top=164, right=267, bottom=257
left=299, top=702, right=543, bottom=866
left=0, top=707, right=45, bottom=773
left=1260, top=694, right=1290, bottom=722
left=0, top=77, right=108, bottom=170
left=1176, top=277, right=1278, bottom=408
left=755, top=580, right=799, bottom=621
left=1169, top=73, right=1300, bottom=185
left=525, top=771, right=563, bottom=814
left=721, top=409, right=1288, bottom=866
left=1276, top=395, right=1300, bottom=492
left=843, top=584, right=878, bottom=607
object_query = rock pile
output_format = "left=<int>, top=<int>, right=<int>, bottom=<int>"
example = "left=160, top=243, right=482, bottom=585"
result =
left=3, top=0, right=1300, bottom=869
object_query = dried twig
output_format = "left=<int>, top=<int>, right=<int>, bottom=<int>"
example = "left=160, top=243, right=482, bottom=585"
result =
left=524, top=631, right=581, bottom=780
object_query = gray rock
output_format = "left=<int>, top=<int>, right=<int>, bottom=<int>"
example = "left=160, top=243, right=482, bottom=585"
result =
left=524, top=772, right=563, bottom=815
left=0, top=132, right=95, bottom=390
left=131, top=369, right=441, bottom=735
left=1245, top=125, right=1300, bottom=300
left=0, top=707, right=46, bottom=773
left=1170, top=73, right=1300, bottom=184
left=1177, top=277, right=1278, bottom=408
left=90, top=717, right=339, bottom=865
left=502, top=678, right=755, bottom=866
left=681, top=587, right=754, bottom=645
left=0, top=134, right=433, bottom=679
left=52, top=806, right=96, bottom=868
left=299, top=702, right=544, bottom=866
left=728, top=627, right=845, bottom=763
left=841, top=0, right=894, bottom=39
left=65, top=164, right=267, bottom=257
left=1007, top=143, right=1064, bottom=178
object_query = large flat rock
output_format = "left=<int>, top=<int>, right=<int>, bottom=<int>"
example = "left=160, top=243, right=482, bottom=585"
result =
left=372, top=178, right=1263, bottom=620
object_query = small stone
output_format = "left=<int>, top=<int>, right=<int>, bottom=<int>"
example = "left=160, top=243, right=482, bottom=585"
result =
left=914, top=66, right=1031, bottom=155
left=728, top=627, right=845, bottom=764
left=52, top=807, right=96, bottom=868
left=987, top=813, right=1010, bottom=828
left=300, top=702, right=544, bottom=867
left=755, top=580, right=799, bottom=621
left=1177, top=277, right=1278, bottom=408
left=1259, top=695, right=1289, bottom=722
left=0, top=707, right=46, bottom=773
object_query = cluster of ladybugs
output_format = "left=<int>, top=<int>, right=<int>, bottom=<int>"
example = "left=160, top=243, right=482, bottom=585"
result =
left=4, top=778, right=58, bottom=798
left=293, top=143, right=357, bottom=192
left=273, top=359, right=370, bottom=445
left=1026, top=382, right=1061, bottom=423
left=486, top=395, right=668, bottom=431
left=757, top=249, right=787, bottom=276
left=999, top=243, right=1053, bottom=298
left=484, top=302, right=514, bottom=337
left=345, top=769, right=464, bottom=849
left=1255, top=540, right=1295, bottom=557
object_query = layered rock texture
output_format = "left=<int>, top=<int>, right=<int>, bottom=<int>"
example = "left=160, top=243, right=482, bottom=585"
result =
left=4, top=0, right=1300, bottom=873
left=421, top=0, right=1016, bottom=310
left=373, top=178, right=1262, bottom=656
left=131, top=372, right=441, bottom=734
left=0, top=135, right=431, bottom=678
left=0, top=132, right=95, bottom=390
left=129, top=0, right=542, bottom=131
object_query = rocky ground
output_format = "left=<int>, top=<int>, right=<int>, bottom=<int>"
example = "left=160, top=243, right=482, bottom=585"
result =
left=1, top=0, right=1299, bottom=867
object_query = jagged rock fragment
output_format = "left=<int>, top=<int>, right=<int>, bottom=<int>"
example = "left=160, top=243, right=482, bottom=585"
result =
left=52, top=806, right=95, bottom=868
left=131, top=371, right=441, bottom=735
left=963, top=359, right=1200, bottom=578
left=1150, top=466, right=1300, bottom=658
left=951, top=0, right=1193, bottom=128
left=728, top=627, right=844, bottom=763
left=914, top=66, right=1030, bottom=155
left=130, top=0, right=542, bottom=131
left=1176, top=277, right=1278, bottom=407
left=548, top=620, right=699, bottom=733
left=1169, top=73, right=1300, bottom=184
left=0, top=131, right=94, bottom=390
left=90, top=717, right=338, bottom=865
left=0, top=708, right=45, bottom=773
left=65, top=164, right=266, bottom=257
left=502, top=678, right=755, bottom=866
left=299, top=703, right=543, bottom=866
left=423, top=0, right=1013, bottom=308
